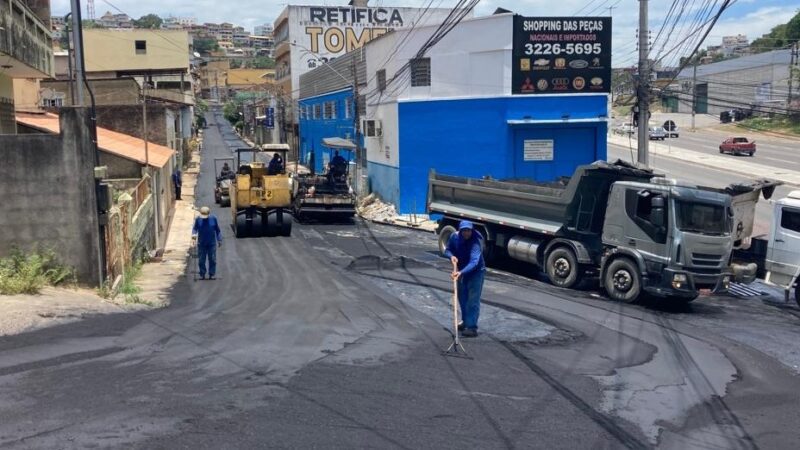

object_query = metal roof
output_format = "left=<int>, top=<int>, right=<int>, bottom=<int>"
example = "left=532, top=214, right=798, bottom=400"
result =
left=322, top=137, right=357, bottom=149
left=677, top=49, right=791, bottom=79
left=16, top=113, right=175, bottom=168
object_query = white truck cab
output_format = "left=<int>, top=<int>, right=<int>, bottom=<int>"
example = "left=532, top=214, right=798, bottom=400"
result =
left=764, top=191, right=800, bottom=304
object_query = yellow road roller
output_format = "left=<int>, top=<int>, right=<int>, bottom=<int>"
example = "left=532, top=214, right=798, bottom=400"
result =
left=231, top=144, right=293, bottom=237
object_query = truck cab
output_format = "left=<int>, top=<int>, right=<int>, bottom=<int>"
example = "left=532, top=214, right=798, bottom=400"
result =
left=764, top=191, right=800, bottom=304
left=602, top=179, right=733, bottom=301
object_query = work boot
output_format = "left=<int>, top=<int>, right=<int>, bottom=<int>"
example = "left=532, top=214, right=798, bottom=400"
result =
left=209, top=276, right=216, bottom=280
left=457, top=322, right=465, bottom=331
left=461, top=328, right=478, bottom=338
left=199, top=275, right=206, bottom=280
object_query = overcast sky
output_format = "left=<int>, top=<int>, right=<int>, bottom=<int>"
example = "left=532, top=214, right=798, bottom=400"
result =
left=50, top=0, right=799, bottom=67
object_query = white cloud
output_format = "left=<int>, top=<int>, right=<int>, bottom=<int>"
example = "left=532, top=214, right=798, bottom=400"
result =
left=49, top=0, right=796, bottom=66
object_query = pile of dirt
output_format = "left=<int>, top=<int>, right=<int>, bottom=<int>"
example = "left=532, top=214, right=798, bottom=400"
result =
left=357, top=194, right=397, bottom=222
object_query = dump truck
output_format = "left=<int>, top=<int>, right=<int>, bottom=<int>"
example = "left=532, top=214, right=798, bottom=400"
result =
left=231, top=145, right=293, bottom=237
left=428, top=160, right=774, bottom=303
left=293, top=139, right=356, bottom=221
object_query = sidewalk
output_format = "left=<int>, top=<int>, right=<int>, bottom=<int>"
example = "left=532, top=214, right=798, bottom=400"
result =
left=607, top=134, right=800, bottom=186
left=135, top=140, right=202, bottom=306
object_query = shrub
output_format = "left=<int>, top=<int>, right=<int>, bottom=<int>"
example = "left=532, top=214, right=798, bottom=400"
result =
left=0, top=249, right=75, bottom=295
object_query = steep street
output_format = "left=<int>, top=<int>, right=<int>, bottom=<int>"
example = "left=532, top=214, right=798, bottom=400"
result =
left=1, top=113, right=799, bottom=449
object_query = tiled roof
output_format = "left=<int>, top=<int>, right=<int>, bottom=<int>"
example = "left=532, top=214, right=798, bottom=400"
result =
left=16, top=112, right=174, bottom=168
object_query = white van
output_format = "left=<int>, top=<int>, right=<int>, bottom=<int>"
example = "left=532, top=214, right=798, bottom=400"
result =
left=764, top=191, right=800, bottom=305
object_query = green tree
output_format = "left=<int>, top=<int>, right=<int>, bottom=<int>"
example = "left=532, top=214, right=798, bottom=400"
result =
left=223, top=101, right=241, bottom=125
left=230, top=59, right=242, bottom=69
left=194, top=38, right=220, bottom=55
left=248, top=57, right=276, bottom=69
left=82, top=20, right=104, bottom=29
left=133, top=14, right=163, bottom=29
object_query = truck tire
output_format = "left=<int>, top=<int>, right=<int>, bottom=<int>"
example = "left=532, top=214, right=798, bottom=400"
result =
left=719, top=147, right=724, bottom=154
left=546, top=247, right=580, bottom=289
left=795, top=285, right=799, bottom=308
left=604, top=258, right=642, bottom=303
left=438, top=225, right=457, bottom=257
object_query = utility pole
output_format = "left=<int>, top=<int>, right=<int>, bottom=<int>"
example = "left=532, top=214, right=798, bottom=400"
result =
left=636, top=0, right=650, bottom=167
left=352, top=51, right=362, bottom=196
left=691, top=62, right=697, bottom=131
left=142, top=78, right=159, bottom=249
left=788, top=42, right=797, bottom=106
left=69, top=0, right=85, bottom=106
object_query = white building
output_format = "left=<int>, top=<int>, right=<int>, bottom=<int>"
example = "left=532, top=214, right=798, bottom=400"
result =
left=254, top=24, right=273, bottom=36
left=273, top=0, right=460, bottom=153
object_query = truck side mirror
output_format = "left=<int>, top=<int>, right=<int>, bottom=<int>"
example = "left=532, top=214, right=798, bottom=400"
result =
left=651, top=196, right=665, bottom=227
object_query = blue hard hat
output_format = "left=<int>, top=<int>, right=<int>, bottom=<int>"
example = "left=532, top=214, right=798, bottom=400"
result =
left=458, top=220, right=474, bottom=231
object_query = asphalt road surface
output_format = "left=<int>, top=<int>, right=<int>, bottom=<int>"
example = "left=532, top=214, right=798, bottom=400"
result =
left=1, top=111, right=799, bottom=449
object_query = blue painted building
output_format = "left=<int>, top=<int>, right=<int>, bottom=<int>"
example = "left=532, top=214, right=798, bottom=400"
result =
left=298, top=13, right=609, bottom=214
left=298, top=87, right=359, bottom=174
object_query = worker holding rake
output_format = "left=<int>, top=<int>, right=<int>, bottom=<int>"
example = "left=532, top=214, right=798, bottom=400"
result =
left=444, top=220, right=486, bottom=338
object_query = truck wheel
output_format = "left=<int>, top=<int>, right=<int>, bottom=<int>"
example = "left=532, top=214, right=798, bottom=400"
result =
left=795, top=285, right=800, bottom=308
left=546, top=247, right=580, bottom=289
left=234, top=215, right=248, bottom=238
left=438, top=225, right=457, bottom=257
left=604, top=258, right=641, bottom=303
left=719, top=147, right=724, bottom=153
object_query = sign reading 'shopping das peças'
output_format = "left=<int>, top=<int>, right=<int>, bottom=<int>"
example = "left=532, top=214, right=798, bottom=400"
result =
left=512, top=16, right=612, bottom=95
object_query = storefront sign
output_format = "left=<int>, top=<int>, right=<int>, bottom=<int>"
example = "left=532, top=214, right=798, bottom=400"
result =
left=512, top=16, right=612, bottom=95
left=523, top=140, right=554, bottom=161
left=265, top=107, right=275, bottom=129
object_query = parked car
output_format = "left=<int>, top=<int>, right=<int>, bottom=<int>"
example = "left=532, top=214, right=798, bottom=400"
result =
left=648, top=127, right=667, bottom=140
left=614, top=123, right=636, bottom=136
left=719, top=137, right=756, bottom=156
left=663, top=120, right=679, bottom=137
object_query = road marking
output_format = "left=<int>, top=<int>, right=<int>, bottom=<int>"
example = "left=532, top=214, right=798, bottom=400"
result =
left=761, top=156, right=800, bottom=166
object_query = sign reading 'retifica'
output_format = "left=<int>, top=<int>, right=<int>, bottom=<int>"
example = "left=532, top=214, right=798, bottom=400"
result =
left=512, top=16, right=612, bottom=95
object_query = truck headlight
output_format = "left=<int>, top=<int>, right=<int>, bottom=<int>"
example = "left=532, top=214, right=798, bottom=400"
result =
left=672, top=273, right=687, bottom=289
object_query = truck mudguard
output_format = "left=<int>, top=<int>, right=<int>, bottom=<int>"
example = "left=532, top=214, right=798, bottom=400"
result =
left=600, top=248, right=648, bottom=279
left=544, top=239, right=594, bottom=265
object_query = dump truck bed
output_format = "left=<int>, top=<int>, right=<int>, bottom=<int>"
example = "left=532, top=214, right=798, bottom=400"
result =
left=427, top=160, right=656, bottom=235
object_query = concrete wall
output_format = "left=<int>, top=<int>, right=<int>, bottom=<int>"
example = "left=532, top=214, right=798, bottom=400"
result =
left=0, top=108, right=102, bottom=284
left=101, top=152, right=142, bottom=179
left=95, top=104, right=169, bottom=146
left=41, top=78, right=141, bottom=107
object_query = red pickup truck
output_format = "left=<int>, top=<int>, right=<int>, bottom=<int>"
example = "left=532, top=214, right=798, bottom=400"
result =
left=719, top=137, right=756, bottom=156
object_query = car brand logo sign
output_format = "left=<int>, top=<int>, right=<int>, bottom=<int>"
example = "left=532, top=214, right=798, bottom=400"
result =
left=536, top=79, right=549, bottom=91
left=572, top=77, right=586, bottom=90
left=552, top=77, right=569, bottom=91
left=520, top=58, right=531, bottom=71
left=569, top=59, right=589, bottom=69
left=554, top=58, right=566, bottom=69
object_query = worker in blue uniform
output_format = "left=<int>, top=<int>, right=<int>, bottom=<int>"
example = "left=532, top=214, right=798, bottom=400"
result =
left=192, top=206, right=222, bottom=280
left=444, top=220, right=486, bottom=337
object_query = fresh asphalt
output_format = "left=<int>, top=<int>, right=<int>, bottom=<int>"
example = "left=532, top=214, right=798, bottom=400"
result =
left=0, top=111, right=799, bottom=449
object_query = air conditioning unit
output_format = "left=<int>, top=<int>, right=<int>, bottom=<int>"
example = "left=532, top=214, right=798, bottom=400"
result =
left=362, top=119, right=382, bottom=138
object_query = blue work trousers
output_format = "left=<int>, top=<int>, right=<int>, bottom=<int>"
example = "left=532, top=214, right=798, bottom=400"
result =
left=457, top=270, right=485, bottom=330
left=198, top=244, right=217, bottom=277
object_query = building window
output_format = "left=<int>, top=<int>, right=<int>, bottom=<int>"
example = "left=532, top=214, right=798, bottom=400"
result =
left=299, top=106, right=305, bottom=120
left=41, top=98, right=63, bottom=108
left=313, top=104, right=321, bottom=120
left=410, top=58, right=431, bottom=87
left=135, top=40, right=147, bottom=55
left=323, top=101, right=336, bottom=120
left=377, top=69, right=387, bottom=91
left=345, top=97, right=353, bottom=119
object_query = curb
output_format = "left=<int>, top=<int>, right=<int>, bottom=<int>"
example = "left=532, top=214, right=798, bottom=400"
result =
left=607, top=135, right=800, bottom=186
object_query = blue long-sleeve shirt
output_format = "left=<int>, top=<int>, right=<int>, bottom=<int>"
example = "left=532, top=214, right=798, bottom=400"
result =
left=172, top=170, right=182, bottom=187
left=192, top=216, right=222, bottom=247
left=444, top=231, right=485, bottom=278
